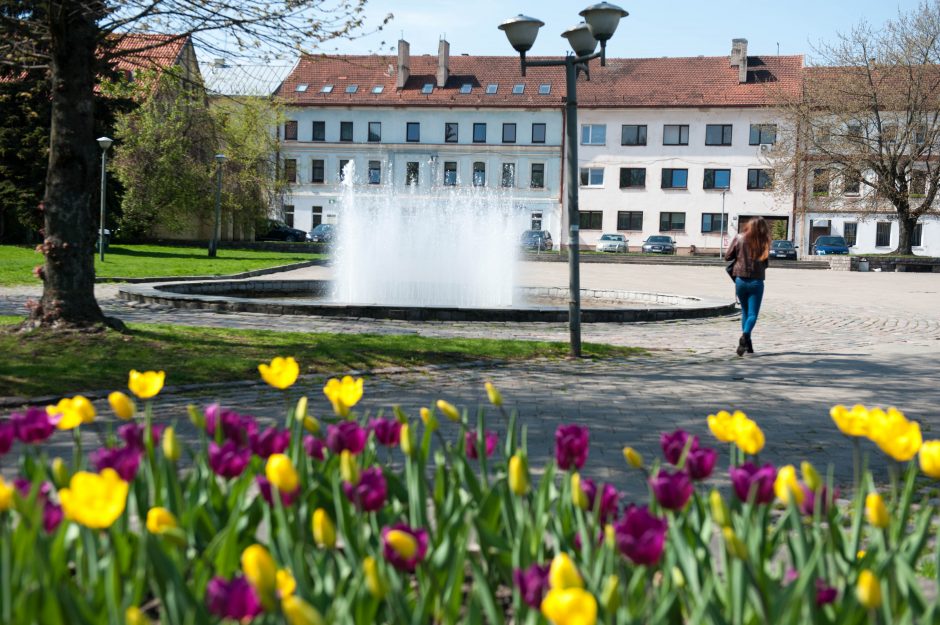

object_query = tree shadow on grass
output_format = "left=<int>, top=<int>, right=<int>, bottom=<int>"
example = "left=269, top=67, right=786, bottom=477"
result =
left=106, top=247, right=308, bottom=262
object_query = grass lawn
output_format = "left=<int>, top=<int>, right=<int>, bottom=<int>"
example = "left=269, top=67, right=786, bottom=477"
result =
left=0, top=244, right=322, bottom=286
left=0, top=316, right=645, bottom=397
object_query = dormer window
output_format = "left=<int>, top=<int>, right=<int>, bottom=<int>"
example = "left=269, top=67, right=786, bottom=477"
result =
left=512, top=84, right=525, bottom=94
left=295, top=84, right=308, bottom=92
left=539, top=84, right=551, bottom=95
left=460, top=83, right=472, bottom=94
left=371, top=85, right=384, bottom=94
left=345, top=84, right=358, bottom=93
left=486, top=83, right=498, bottom=94
left=320, top=84, right=334, bottom=93
left=421, top=83, right=434, bottom=94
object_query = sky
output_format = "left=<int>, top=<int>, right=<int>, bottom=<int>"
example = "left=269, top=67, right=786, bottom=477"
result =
left=306, top=0, right=924, bottom=63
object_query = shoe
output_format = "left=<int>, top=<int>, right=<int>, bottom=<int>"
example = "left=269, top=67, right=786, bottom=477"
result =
left=736, top=334, right=747, bottom=357
left=745, top=336, right=754, bottom=354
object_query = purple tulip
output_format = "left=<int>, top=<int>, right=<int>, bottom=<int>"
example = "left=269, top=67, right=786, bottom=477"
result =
left=465, top=429, right=498, bottom=460
left=92, top=445, right=143, bottom=481
left=117, top=423, right=163, bottom=449
left=580, top=478, right=620, bottom=523
left=815, top=579, right=838, bottom=606
left=43, top=503, right=63, bottom=533
left=256, top=476, right=300, bottom=507
left=649, top=469, right=693, bottom=510
left=729, top=462, right=777, bottom=504
left=11, top=407, right=55, bottom=444
left=249, top=426, right=291, bottom=458
left=205, top=404, right=258, bottom=445
left=0, top=422, right=13, bottom=454
left=343, top=467, right=387, bottom=512
left=513, top=563, right=550, bottom=608
left=326, top=422, right=367, bottom=455
left=614, top=505, right=668, bottom=566
left=206, top=575, right=262, bottom=620
left=381, top=523, right=429, bottom=571
left=208, top=441, right=251, bottom=479
left=304, top=435, right=326, bottom=460
left=686, top=447, right=718, bottom=480
left=12, top=480, right=61, bottom=533
left=555, top=425, right=589, bottom=470
left=660, top=430, right=699, bottom=465
left=14, top=479, right=52, bottom=501
left=800, top=484, right=838, bottom=516
left=369, top=418, right=402, bottom=447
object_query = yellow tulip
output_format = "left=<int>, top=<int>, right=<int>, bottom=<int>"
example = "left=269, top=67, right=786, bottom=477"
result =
left=707, top=410, right=739, bottom=443
left=108, top=391, right=136, bottom=420
left=128, top=370, right=165, bottom=399
left=322, top=376, right=363, bottom=417
left=830, top=404, right=870, bottom=437
left=187, top=404, right=205, bottom=429
left=604, top=524, right=616, bottom=548
left=435, top=399, right=460, bottom=422
left=51, top=457, right=69, bottom=489
left=869, top=409, right=922, bottom=462
left=145, top=507, right=178, bottom=534
left=508, top=454, right=530, bottom=495
left=671, top=566, right=686, bottom=588
left=294, top=396, right=308, bottom=421
left=800, top=461, right=821, bottom=491
left=541, top=587, right=597, bottom=625
left=265, top=454, right=299, bottom=493
left=774, top=465, right=805, bottom=506
left=258, top=356, right=299, bottom=390
left=918, top=440, right=940, bottom=479
left=48, top=395, right=96, bottom=430
left=734, top=416, right=765, bottom=455
left=622, top=446, right=643, bottom=469
left=312, top=508, right=336, bottom=548
left=125, top=606, right=152, bottom=625
left=722, top=527, right=748, bottom=560
left=856, top=569, right=882, bottom=609
left=281, top=595, right=323, bottom=625
left=0, top=477, right=13, bottom=512
left=484, top=381, right=503, bottom=407
left=548, top=553, right=583, bottom=590
left=570, top=473, right=589, bottom=510
left=339, top=450, right=360, bottom=485
left=302, top=416, right=320, bottom=434
left=709, top=489, right=731, bottom=528
left=400, top=422, right=415, bottom=457
left=363, top=556, right=387, bottom=599
left=241, top=544, right=277, bottom=597
left=865, top=492, right=889, bottom=529
left=385, top=529, right=418, bottom=559
left=600, top=574, right=620, bottom=613
left=59, top=469, right=128, bottom=529
left=162, top=426, right=180, bottom=462
left=419, top=407, right=438, bottom=432
left=276, top=568, right=296, bottom=598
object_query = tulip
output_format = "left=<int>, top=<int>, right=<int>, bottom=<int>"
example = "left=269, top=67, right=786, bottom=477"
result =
left=265, top=453, right=299, bottom=493
left=326, top=422, right=367, bottom=455
left=815, top=579, right=837, bottom=606
left=686, top=447, right=717, bottom=480
left=709, top=489, right=731, bottom=528
left=419, top=407, right=438, bottom=432
left=774, top=465, right=805, bottom=506
left=508, top=453, right=530, bottom=495
left=830, top=404, right=870, bottom=437
left=865, top=492, right=889, bottom=529
left=660, top=430, right=698, bottom=465
left=282, top=595, right=323, bottom=625
left=257, top=477, right=301, bottom=507
left=919, top=440, right=940, bottom=478
left=48, top=395, right=96, bottom=430
left=51, top=457, right=69, bottom=488
left=108, top=391, right=136, bottom=420
left=722, top=527, right=748, bottom=560
left=323, top=376, right=363, bottom=417
left=369, top=417, right=402, bottom=446
left=59, top=468, right=129, bottom=529
left=162, top=426, right=180, bottom=462
left=187, top=404, right=205, bottom=429
left=206, top=575, right=262, bottom=620
left=302, top=415, right=320, bottom=434
left=400, top=422, right=415, bottom=457
left=622, top=446, right=643, bottom=469
left=43, top=502, right=63, bottom=533
left=258, top=356, right=299, bottom=390
left=14, top=480, right=61, bottom=533
left=276, top=569, right=296, bottom=598
left=466, top=429, right=498, bottom=460
left=484, top=381, right=503, bottom=407
left=580, top=478, right=619, bottom=523
left=733, top=416, right=765, bottom=455
left=294, top=396, right=308, bottom=421
left=125, top=607, right=152, bottom=625
left=548, top=553, right=583, bottom=589
left=343, top=467, right=387, bottom=512
left=241, top=544, right=277, bottom=599
left=128, top=370, right=165, bottom=399
left=303, top=435, right=325, bottom=460
left=613, top=505, right=668, bottom=566
left=205, top=405, right=258, bottom=445
left=729, top=462, right=777, bottom=504
left=340, top=450, right=359, bottom=485
left=363, top=556, right=387, bottom=599
left=570, top=473, right=589, bottom=509
left=381, top=523, right=428, bottom=571
left=555, top=425, right=589, bottom=471
left=117, top=423, right=163, bottom=450
left=208, top=441, right=251, bottom=479
left=513, top=563, right=550, bottom=608
left=869, top=408, right=922, bottom=462
left=91, top=445, right=142, bottom=482
left=600, top=574, right=621, bottom=613
left=312, top=508, right=336, bottom=548
left=11, top=407, right=55, bottom=443
left=250, top=427, right=291, bottom=458
left=801, top=461, right=821, bottom=491
left=706, top=410, right=743, bottom=443
left=541, top=588, right=597, bottom=625
left=649, top=469, right=693, bottom=510
left=0, top=477, right=13, bottom=512
left=146, top=507, right=178, bottom=534
left=856, top=570, right=882, bottom=609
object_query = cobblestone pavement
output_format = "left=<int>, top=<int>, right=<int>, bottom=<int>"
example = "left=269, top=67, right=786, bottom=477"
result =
left=4, top=262, right=940, bottom=496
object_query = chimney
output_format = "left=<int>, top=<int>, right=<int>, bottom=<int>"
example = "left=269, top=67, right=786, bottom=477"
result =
left=436, top=38, right=450, bottom=88
left=729, top=38, right=748, bottom=83
left=396, top=39, right=410, bottom=89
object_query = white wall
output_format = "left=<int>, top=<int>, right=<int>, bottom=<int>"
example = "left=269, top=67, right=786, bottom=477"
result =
left=801, top=213, right=940, bottom=256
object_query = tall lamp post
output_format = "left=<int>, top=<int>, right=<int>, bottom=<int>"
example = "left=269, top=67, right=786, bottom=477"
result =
left=209, top=153, right=226, bottom=257
left=97, top=136, right=113, bottom=262
left=499, top=3, right=628, bottom=358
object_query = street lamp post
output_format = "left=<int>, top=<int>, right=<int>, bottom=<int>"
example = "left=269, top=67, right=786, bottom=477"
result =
left=209, top=153, right=226, bottom=257
left=97, top=136, right=113, bottom=262
left=499, top=3, right=628, bottom=358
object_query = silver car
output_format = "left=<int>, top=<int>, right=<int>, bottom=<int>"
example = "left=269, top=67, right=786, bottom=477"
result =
left=596, top=233, right=628, bottom=253
left=641, top=235, right=676, bottom=254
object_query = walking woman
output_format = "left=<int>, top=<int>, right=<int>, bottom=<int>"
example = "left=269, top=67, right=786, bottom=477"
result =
left=724, top=217, right=772, bottom=356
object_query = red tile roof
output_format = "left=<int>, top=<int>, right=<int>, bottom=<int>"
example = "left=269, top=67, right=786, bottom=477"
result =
left=109, top=33, right=188, bottom=73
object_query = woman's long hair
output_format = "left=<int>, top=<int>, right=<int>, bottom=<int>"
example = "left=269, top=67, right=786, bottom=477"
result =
left=742, top=217, right=772, bottom=261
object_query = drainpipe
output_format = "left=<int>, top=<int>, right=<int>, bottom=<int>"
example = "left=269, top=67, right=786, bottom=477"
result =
left=792, top=118, right=804, bottom=258
left=559, top=104, right=567, bottom=250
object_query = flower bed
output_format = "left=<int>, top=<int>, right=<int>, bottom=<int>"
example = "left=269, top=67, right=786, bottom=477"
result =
left=1, top=357, right=938, bottom=624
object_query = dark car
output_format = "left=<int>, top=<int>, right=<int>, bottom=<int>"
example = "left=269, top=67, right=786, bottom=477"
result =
left=257, top=219, right=306, bottom=242
left=308, top=223, right=336, bottom=243
left=521, top=230, right=553, bottom=252
left=813, top=235, right=850, bottom=255
left=641, top=235, right=676, bottom=254
left=770, top=239, right=797, bottom=260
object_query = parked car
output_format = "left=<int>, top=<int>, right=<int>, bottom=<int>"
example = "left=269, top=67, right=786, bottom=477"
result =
left=770, top=239, right=797, bottom=260
left=596, top=233, right=628, bottom=253
left=812, top=235, right=850, bottom=255
left=641, top=235, right=676, bottom=254
left=308, top=223, right=336, bottom=243
left=521, top=230, right=553, bottom=252
left=257, top=219, right=306, bottom=242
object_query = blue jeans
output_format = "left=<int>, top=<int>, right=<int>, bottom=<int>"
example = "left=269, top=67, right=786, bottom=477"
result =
left=735, top=277, right=764, bottom=335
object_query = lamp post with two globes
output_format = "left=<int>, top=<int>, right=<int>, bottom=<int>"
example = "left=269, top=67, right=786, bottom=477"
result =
left=499, top=3, right=628, bottom=357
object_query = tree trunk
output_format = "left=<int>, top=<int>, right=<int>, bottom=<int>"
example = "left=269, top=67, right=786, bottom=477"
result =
left=27, top=3, right=106, bottom=329
left=894, top=212, right=918, bottom=256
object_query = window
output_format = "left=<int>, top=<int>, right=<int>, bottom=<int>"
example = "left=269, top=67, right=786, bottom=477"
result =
left=284, top=120, right=298, bottom=141
left=460, top=83, right=472, bottom=94
left=701, top=213, right=729, bottom=233
left=406, top=162, right=419, bottom=186
left=912, top=223, right=923, bottom=246
left=295, top=84, right=308, bottom=92
left=473, top=162, right=486, bottom=187
left=371, top=85, right=384, bottom=94
left=815, top=126, right=831, bottom=144
left=617, top=211, right=643, bottom=231
left=915, top=125, right=927, bottom=144
left=619, top=167, right=646, bottom=188
left=320, top=84, right=334, bottom=93
left=847, top=123, right=863, bottom=140
left=705, top=124, right=733, bottom=146
left=283, top=205, right=294, bottom=228
left=406, top=122, right=420, bottom=142
left=312, top=206, right=323, bottom=227
left=311, top=159, right=325, bottom=184
left=703, top=169, right=731, bottom=190
left=339, top=159, right=350, bottom=181
left=345, top=84, right=358, bottom=93
left=621, top=124, right=647, bottom=146
left=663, top=125, right=689, bottom=146
left=746, top=169, right=774, bottom=190
left=880, top=124, right=897, bottom=145
left=843, top=169, right=861, bottom=195
left=368, top=160, right=381, bottom=185
left=444, top=161, right=457, bottom=186
left=486, top=84, right=498, bottom=94
left=283, top=159, right=297, bottom=183
left=312, top=121, right=325, bottom=142
left=813, top=169, right=830, bottom=196
left=445, top=122, right=458, bottom=143
left=580, top=167, right=604, bottom=187
left=843, top=222, right=857, bottom=246
left=661, top=168, right=688, bottom=189
left=532, top=123, right=546, bottom=143
left=512, top=84, right=525, bottom=94
left=911, top=170, right=927, bottom=196
left=368, top=121, right=381, bottom=142
left=579, top=211, right=603, bottom=230
left=749, top=123, right=777, bottom=145
left=340, top=121, right=353, bottom=142
left=659, top=212, right=686, bottom=231
left=581, top=124, right=606, bottom=145
left=502, top=123, right=516, bottom=143
left=876, top=222, right=892, bottom=247
left=473, top=123, right=486, bottom=143
left=501, top=163, right=515, bottom=188
left=539, top=84, right=551, bottom=94
left=530, top=163, right=545, bottom=189
left=531, top=212, right=543, bottom=230
left=421, top=83, right=434, bottom=94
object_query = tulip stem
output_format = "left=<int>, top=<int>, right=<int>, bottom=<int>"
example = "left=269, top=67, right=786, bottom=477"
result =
left=0, top=515, right=10, bottom=624
left=72, top=428, right=82, bottom=472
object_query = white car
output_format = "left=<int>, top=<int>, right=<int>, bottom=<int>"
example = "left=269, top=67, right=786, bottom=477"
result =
left=595, top=233, right=628, bottom=253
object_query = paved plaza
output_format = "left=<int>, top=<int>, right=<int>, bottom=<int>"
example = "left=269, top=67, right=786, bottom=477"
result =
left=3, top=262, right=939, bottom=494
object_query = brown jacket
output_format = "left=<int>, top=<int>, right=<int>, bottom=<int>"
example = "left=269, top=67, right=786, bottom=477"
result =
left=725, top=236, right=768, bottom=280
